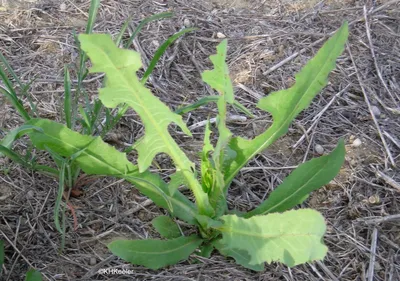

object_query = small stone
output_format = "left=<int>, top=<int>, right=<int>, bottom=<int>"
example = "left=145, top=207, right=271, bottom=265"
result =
left=315, top=144, right=324, bottom=155
left=26, top=190, right=34, bottom=199
left=368, top=194, right=380, bottom=205
left=371, top=106, right=381, bottom=117
left=216, top=32, right=226, bottom=39
left=152, top=40, right=159, bottom=48
left=183, top=18, right=191, bottom=27
left=89, top=257, right=96, bottom=265
left=60, top=2, right=67, bottom=11
left=352, top=138, right=362, bottom=147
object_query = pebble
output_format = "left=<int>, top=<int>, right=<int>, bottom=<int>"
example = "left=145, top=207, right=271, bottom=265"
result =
left=216, top=32, right=226, bottom=39
left=315, top=144, right=324, bottom=155
left=89, top=257, right=96, bottom=266
left=183, top=18, right=191, bottom=27
left=60, top=2, right=67, bottom=11
left=371, top=106, right=381, bottom=117
left=26, top=190, right=34, bottom=199
left=352, top=138, right=362, bottom=147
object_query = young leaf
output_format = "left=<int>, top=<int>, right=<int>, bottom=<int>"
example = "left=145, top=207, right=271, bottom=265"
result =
left=25, top=118, right=198, bottom=224
left=214, top=240, right=264, bottom=271
left=245, top=140, right=345, bottom=217
left=223, top=22, right=349, bottom=189
left=152, top=215, right=181, bottom=239
left=197, top=243, right=214, bottom=258
left=200, top=121, right=215, bottom=193
left=201, top=39, right=236, bottom=213
left=79, top=34, right=213, bottom=216
left=108, top=235, right=203, bottom=270
left=25, top=269, right=43, bottom=281
left=215, top=209, right=327, bottom=267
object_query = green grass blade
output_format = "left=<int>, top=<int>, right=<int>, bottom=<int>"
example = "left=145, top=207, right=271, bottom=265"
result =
left=63, top=65, right=72, bottom=128
left=142, top=27, right=196, bottom=84
left=25, top=269, right=43, bottom=281
left=86, top=0, right=100, bottom=34
left=223, top=22, right=349, bottom=189
left=215, top=209, right=327, bottom=267
left=115, top=16, right=133, bottom=46
left=175, top=96, right=254, bottom=117
left=0, top=125, right=42, bottom=156
left=0, top=85, right=30, bottom=121
left=108, top=235, right=202, bottom=270
left=124, top=11, right=174, bottom=49
left=0, top=52, right=23, bottom=89
left=245, top=140, right=345, bottom=218
left=54, top=161, right=66, bottom=234
left=0, top=144, right=31, bottom=167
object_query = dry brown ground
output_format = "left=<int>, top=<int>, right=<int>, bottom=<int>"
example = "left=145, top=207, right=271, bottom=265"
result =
left=0, top=0, right=399, bottom=280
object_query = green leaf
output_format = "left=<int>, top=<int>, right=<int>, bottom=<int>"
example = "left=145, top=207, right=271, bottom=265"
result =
left=25, top=118, right=198, bottom=225
left=245, top=140, right=345, bottom=217
left=124, top=12, right=174, bottom=49
left=200, top=120, right=215, bottom=193
left=215, top=209, right=327, bottom=267
left=198, top=243, right=214, bottom=258
left=202, top=39, right=234, bottom=102
left=202, top=39, right=237, bottom=214
left=142, top=28, right=196, bottom=84
left=214, top=240, right=264, bottom=271
left=224, top=22, right=349, bottom=189
left=152, top=216, right=181, bottom=239
left=63, top=65, right=72, bottom=129
left=108, top=235, right=203, bottom=270
left=79, top=34, right=213, bottom=216
left=0, top=125, right=42, bottom=157
left=25, top=269, right=42, bottom=281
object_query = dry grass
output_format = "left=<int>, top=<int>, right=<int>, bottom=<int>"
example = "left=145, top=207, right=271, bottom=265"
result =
left=0, top=0, right=400, bottom=280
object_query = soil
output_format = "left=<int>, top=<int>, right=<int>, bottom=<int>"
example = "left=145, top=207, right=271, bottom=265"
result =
left=0, top=0, right=399, bottom=280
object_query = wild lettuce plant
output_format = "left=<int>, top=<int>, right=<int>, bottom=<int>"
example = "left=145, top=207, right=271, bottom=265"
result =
left=0, top=20, right=348, bottom=271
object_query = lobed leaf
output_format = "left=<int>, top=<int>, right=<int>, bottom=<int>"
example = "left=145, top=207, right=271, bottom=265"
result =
left=79, top=34, right=213, bottom=215
left=223, top=22, right=349, bottom=189
left=245, top=139, right=345, bottom=217
left=25, top=118, right=198, bottom=224
left=215, top=209, right=327, bottom=267
left=152, top=215, right=181, bottom=239
left=201, top=40, right=237, bottom=214
left=108, top=235, right=203, bottom=270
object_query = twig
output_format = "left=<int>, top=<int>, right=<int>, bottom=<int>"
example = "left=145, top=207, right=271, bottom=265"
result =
left=364, top=6, right=399, bottom=106
left=263, top=0, right=399, bottom=75
left=188, top=115, right=247, bottom=130
left=375, top=170, right=400, bottom=192
left=0, top=230, right=51, bottom=281
left=363, top=214, right=400, bottom=225
left=316, top=260, right=339, bottom=281
left=347, top=45, right=396, bottom=166
left=367, top=227, right=378, bottom=281
left=383, top=131, right=400, bottom=149
left=293, top=85, right=349, bottom=148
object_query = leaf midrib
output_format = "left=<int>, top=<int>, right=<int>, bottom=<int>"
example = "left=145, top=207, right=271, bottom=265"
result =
left=225, top=30, right=344, bottom=187
left=123, top=236, right=201, bottom=255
